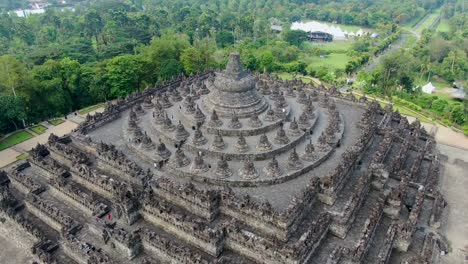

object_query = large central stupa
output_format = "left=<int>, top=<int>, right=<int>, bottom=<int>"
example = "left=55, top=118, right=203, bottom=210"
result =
left=204, top=52, right=268, bottom=117
left=0, top=52, right=446, bottom=264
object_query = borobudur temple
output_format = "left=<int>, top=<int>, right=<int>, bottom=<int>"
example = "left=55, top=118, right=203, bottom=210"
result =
left=0, top=52, right=447, bottom=264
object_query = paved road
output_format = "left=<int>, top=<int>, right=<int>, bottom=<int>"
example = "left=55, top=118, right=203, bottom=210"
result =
left=363, top=12, right=431, bottom=73
left=364, top=33, right=409, bottom=72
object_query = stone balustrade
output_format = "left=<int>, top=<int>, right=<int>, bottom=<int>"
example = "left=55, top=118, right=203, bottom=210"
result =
left=142, top=195, right=224, bottom=256
left=63, top=233, right=112, bottom=264
left=9, top=170, right=45, bottom=195
left=142, top=229, right=210, bottom=264
left=395, top=188, right=425, bottom=252
left=25, top=193, right=82, bottom=234
left=50, top=178, right=109, bottom=217
left=151, top=178, right=220, bottom=221
left=351, top=194, right=385, bottom=263
left=376, top=224, right=397, bottom=264
left=329, top=169, right=372, bottom=238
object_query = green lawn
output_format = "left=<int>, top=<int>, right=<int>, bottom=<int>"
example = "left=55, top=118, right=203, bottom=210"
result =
left=276, top=73, right=316, bottom=85
left=305, top=40, right=354, bottom=52
left=416, top=10, right=441, bottom=33
left=308, top=53, right=350, bottom=70
left=48, top=118, right=65, bottom=126
left=78, top=103, right=105, bottom=115
left=16, top=153, right=29, bottom=160
left=30, top=124, right=48, bottom=135
left=0, top=131, right=34, bottom=151
left=436, top=20, right=450, bottom=32
left=277, top=72, right=294, bottom=80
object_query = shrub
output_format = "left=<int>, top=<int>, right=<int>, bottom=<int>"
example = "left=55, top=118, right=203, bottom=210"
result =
left=431, top=99, right=449, bottom=113
left=415, top=95, right=434, bottom=109
left=392, top=97, right=422, bottom=111
left=463, top=125, right=468, bottom=136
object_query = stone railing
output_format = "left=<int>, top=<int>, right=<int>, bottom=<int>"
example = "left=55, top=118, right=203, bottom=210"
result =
left=0, top=187, right=45, bottom=240
left=9, top=170, right=45, bottom=195
left=419, top=232, right=439, bottom=263
left=329, top=169, right=372, bottom=238
left=384, top=180, right=407, bottom=219
left=371, top=129, right=394, bottom=164
left=318, top=144, right=363, bottom=205
left=25, top=193, right=82, bottom=234
left=63, top=233, right=112, bottom=264
left=220, top=188, right=289, bottom=240
left=429, top=191, right=446, bottom=228
left=280, top=177, right=320, bottom=238
left=71, top=162, right=123, bottom=200
left=409, top=151, right=425, bottom=182
left=94, top=222, right=142, bottom=260
left=425, top=157, right=440, bottom=193
left=395, top=188, right=425, bottom=252
left=76, top=71, right=213, bottom=135
left=376, top=223, right=397, bottom=264
left=351, top=194, right=385, bottom=263
left=225, top=212, right=330, bottom=264
left=325, top=246, right=347, bottom=264
left=390, top=139, right=410, bottom=174
left=142, top=195, right=224, bottom=257
left=50, top=178, right=109, bottom=217
left=93, top=141, right=152, bottom=186
left=47, top=134, right=90, bottom=166
left=142, top=229, right=211, bottom=264
left=152, top=178, right=220, bottom=221
left=28, top=146, right=71, bottom=179
left=32, top=240, right=59, bottom=264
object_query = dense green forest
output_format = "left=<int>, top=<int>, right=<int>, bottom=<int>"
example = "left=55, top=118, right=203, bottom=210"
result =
left=0, top=0, right=464, bottom=135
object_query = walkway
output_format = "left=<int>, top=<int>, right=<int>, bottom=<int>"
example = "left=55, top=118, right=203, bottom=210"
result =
left=0, top=106, right=105, bottom=168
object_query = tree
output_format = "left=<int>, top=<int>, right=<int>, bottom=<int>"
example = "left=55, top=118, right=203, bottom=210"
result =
left=0, top=55, right=28, bottom=97
left=282, top=29, right=308, bottom=46
left=138, top=33, right=190, bottom=82
left=259, top=50, right=275, bottom=72
left=215, top=31, right=234, bottom=48
left=0, top=95, right=26, bottom=132
left=103, top=55, right=148, bottom=98
left=83, top=10, right=104, bottom=45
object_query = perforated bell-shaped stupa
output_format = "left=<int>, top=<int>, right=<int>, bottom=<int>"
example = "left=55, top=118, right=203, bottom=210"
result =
left=205, top=52, right=268, bottom=118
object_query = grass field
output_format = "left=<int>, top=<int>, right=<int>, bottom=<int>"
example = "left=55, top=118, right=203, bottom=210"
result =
left=416, top=10, right=441, bottom=33
left=78, top=103, right=105, bottom=115
left=30, top=124, right=48, bottom=135
left=308, top=53, right=350, bottom=70
left=0, top=131, right=34, bottom=151
left=48, top=118, right=65, bottom=126
left=305, top=40, right=354, bottom=52
left=16, top=153, right=28, bottom=160
left=277, top=73, right=312, bottom=84
left=436, top=20, right=450, bottom=32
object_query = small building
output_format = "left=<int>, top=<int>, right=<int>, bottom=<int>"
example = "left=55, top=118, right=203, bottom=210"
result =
left=422, top=82, right=435, bottom=94
left=308, top=31, right=333, bottom=42
left=270, top=25, right=283, bottom=33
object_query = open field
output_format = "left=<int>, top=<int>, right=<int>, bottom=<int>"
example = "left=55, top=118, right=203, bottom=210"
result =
left=305, top=40, right=354, bottom=52
left=0, top=131, right=34, bottom=151
left=307, top=53, right=350, bottom=70
left=436, top=19, right=450, bottom=32
left=30, top=124, right=48, bottom=135
left=416, top=10, right=441, bottom=33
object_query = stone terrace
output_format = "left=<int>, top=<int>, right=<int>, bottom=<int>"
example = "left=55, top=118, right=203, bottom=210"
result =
left=0, top=52, right=447, bottom=264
